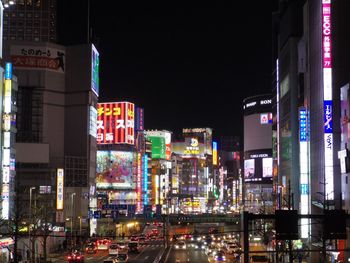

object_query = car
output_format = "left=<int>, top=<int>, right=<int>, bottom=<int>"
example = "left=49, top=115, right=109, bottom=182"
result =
left=103, top=257, right=117, bottom=263
left=67, top=251, right=84, bottom=263
left=128, top=241, right=141, bottom=253
left=115, top=252, right=129, bottom=262
left=85, top=243, right=97, bottom=254
left=97, top=239, right=110, bottom=250
left=130, top=235, right=138, bottom=241
left=210, top=251, right=227, bottom=262
left=108, top=243, right=119, bottom=256
left=151, top=228, right=159, bottom=235
left=116, top=241, right=128, bottom=251
left=138, top=237, right=147, bottom=245
left=174, top=241, right=186, bottom=249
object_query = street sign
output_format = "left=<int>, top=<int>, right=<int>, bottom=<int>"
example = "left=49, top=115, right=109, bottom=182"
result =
left=93, top=211, right=101, bottom=219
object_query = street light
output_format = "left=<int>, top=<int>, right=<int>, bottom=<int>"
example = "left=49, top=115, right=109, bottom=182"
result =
left=29, top=187, right=35, bottom=263
left=71, top=193, right=76, bottom=248
left=78, top=216, right=82, bottom=241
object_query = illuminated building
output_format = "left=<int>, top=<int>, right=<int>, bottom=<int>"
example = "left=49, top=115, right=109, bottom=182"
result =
left=3, top=41, right=99, bottom=251
left=144, top=130, right=172, bottom=213
left=243, top=95, right=273, bottom=213
left=172, top=128, right=213, bottom=213
left=273, top=0, right=350, bottom=261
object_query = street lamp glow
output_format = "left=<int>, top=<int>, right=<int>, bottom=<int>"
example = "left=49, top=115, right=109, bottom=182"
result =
left=9, top=1, right=14, bottom=5
left=3, top=3, right=9, bottom=7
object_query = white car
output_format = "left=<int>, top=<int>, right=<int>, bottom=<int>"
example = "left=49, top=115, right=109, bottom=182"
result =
left=174, top=241, right=186, bottom=249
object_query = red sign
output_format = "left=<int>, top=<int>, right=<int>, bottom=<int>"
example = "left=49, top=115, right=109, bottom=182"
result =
left=97, top=102, right=135, bottom=145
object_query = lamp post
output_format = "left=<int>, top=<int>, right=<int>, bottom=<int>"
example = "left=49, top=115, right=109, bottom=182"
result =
left=71, top=193, right=76, bottom=249
left=29, top=187, right=35, bottom=263
left=78, top=216, right=82, bottom=246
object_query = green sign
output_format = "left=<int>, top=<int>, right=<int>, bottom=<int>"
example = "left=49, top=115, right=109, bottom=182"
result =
left=148, top=136, right=166, bottom=159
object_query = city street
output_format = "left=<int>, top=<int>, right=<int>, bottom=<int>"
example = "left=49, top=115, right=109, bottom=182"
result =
left=163, top=246, right=208, bottom=263
left=48, top=241, right=164, bottom=263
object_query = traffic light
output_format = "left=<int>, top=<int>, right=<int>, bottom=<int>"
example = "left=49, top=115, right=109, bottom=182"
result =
left=275, top=210, right=299, bottom=240
left=324, top=210, right=347, bottom=239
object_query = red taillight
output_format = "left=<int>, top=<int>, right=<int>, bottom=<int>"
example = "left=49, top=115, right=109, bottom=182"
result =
left=77, top=256, right=81, bottom=259
left=68, top=256, right=72, bottom=259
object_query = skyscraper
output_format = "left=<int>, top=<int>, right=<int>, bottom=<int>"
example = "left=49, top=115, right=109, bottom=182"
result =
left=3, top=0, right=57, bottom=42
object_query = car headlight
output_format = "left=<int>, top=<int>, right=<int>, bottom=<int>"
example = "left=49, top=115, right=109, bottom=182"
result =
left=175, top=245, right=179, bottom=249
left=195, top=245, right=198, bottom=249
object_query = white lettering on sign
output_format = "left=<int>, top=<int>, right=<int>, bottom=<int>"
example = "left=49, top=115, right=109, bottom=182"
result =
left=246, top=101, right=257, bottom=108
left=260, top=99, right=272, bottom=105
left=250, top=153, right=269, bottom=158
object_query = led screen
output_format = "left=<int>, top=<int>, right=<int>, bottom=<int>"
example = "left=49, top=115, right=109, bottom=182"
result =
left=148, top=136, right=166, bottom=159
left=262, top=158, right=273, bottom=178
left=244, top=159, right=255, bottom=180
left=96, top=151, right=134, bottom=189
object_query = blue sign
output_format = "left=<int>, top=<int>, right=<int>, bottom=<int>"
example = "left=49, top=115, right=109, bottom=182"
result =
left=93, top=211, right=101, bottom=219
left=5, top=63, right=12, bottom=80
left=324, top=101, right=333, bottom=133
left=300, top=184, right=309, bottom=195
left=299, top=108, right=308, bottom=142
left=213, top=141, right=217, bottom=151
left=143, top=154, right=148, bottom=205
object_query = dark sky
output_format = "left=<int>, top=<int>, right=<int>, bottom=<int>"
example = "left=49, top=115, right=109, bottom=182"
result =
left=58, top=2, right=276, bottom=139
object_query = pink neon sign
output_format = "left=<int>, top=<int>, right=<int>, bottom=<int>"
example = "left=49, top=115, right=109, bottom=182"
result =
left=322, top=1, right=332, bottom=69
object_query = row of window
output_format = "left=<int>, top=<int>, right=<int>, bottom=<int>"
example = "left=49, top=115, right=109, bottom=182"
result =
left=5, top=28, right=55, bottom=35
left=5, top=11, right=55, bottom=19
left=4, top=35, right=56, bottom=42
left=4, top=20, right=55, bottom=28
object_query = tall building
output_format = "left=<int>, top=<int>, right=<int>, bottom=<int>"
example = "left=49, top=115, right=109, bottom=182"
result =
left=274, top=0, right=350, bottom=261
left=3, top=0, right=57, bottom=42
left=243, top=95, right=273, bottom=213
left=3, top=41, right=99, bottom=254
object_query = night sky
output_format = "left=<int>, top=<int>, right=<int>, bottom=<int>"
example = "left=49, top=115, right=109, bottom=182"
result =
left=58, top=2, right=277, bottom=140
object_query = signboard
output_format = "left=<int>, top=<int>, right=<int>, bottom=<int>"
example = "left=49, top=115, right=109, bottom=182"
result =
left=172, top=139, right=206, bottom=158
left=96, top=151, right=134, bottom=189
left=143, top=154, right=149, bottom=205
left=148, top=136, right=166, bottom=159
left=136, top=153, right=142, bottom=213
left=135, top=107, right=144, bottom=131
left=10, top=45, right=65, bottom=73
left=56, top=168, right=64, bottom=210
left=244, top=159, right=255, bottom=180
left=97, top=102, right=135, bottom=145
left=213, top=141, right=218, bottom=165
left=322, top=0, right=334, bottom=200
left=89, top=106, right=97, bottom=138
left=299, top=108, right=308, bottom=141
left=145, top=130, right=171, bottom=160
left=91, top=44, right=99, bottom=96
left=260, top=113, right=273, bottom=124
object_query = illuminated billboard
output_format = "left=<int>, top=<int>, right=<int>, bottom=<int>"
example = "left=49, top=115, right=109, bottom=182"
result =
left=322, top=0, right=334, bottom=200
left=145, top=130, right=171, bottom=160
left=148, top=136, right=166, bottom=159
left=97, top=102, right=135, bottom=145
left=262, top=158, right=273, bottom=178
left=91, top=44, right=99, bottom=96
left=10, top=45, right=65, bottom=73
left=56, top=168, right=64, bottom=210
left=213, top=141, right=218, bottom=165
left=172, top=137, right=208, bottom=158
left=135, top=107, right=144, bottom=131
left=244, top=150, right=273, bottom=183
left=96, top=151, right=134, bottom=189
left=244, top=159, right=255, bottom=180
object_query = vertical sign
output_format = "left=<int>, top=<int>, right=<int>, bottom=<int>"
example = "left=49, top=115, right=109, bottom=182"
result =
left=213, top=141, right=218, bottom=165
left=136, top=153, right=142, bottom=213
left=135, top=107, right=144, bottom=131
left=97, top=102, right=135, bottom=145
left=2, top=63, right=12, bottom=219
left=322, top=0, right=334, bottom=200
left=91, top=44, right=99, bottom=97
left=299, top=108, right=309, bottom=238
left=56, top=168, right=64, bottom=210
left=143, top=154, right=148, bottom=205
